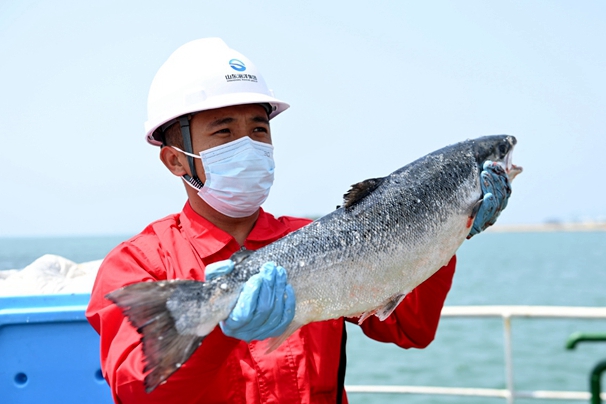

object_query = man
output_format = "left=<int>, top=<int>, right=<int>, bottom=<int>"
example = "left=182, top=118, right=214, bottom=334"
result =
left=86, top=38, right=510, bottom=403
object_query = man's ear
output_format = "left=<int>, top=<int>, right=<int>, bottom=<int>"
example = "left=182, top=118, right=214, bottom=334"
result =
left=159, top=146, right=188, bottom=177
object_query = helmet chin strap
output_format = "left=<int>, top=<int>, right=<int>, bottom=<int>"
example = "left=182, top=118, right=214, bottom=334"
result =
left=178, top=116, right=204, bottom=189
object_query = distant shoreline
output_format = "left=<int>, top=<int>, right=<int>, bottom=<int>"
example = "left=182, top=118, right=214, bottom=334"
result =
left=487, top=222, right=606, bottom=233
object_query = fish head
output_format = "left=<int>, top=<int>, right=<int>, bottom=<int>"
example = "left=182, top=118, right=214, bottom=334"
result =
left=472, top=135, right=523, bottom=181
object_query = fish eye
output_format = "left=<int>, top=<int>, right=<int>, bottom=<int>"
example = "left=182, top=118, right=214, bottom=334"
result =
left=498, top=143, right=508, bottom=156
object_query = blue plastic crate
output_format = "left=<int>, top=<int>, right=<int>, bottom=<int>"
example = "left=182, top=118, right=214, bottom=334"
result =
left=0, top=294, right=112, bottom=403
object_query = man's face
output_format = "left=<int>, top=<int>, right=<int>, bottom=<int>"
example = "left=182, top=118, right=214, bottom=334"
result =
left=187, top=103, right=272, bottom=183
left=190, top=104, right=271, bottom=151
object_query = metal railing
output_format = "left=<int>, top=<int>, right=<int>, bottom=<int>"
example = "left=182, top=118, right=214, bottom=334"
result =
left=346, top=305, right=606, bottom=403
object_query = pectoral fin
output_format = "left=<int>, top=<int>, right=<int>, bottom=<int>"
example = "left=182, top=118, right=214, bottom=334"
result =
left=470, top=199, right=483, bottom=221
left=357, top=309, right=378, bottom=325
left=357, top=293, right=407, bottom=325
left=466, top=199, right=483, bottom=230
left=375, top=293, right=407, bottom=321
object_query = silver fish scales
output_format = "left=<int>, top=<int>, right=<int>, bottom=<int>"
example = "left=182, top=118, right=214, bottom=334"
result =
left=107, top=134, right=522, bottom=392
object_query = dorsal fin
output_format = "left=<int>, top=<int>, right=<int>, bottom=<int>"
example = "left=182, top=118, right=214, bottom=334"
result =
left=230, top=248, right=254, bottom=264
left=342, top=177, right=385, bottom=208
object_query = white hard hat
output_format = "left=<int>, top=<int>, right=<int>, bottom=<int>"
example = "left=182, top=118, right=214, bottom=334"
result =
left=145, top=38, right=290, bottom=146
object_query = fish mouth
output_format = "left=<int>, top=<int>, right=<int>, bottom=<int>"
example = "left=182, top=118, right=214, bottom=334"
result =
left=473, top=135, right=523, bottom=181
left=499, top=145, right=523, bottom=181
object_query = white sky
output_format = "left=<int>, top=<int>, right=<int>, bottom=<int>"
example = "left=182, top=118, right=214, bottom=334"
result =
left=1, top=1, right=604, bottom=237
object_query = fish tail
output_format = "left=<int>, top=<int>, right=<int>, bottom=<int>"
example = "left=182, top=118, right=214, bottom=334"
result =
left=106, top=281, right=205, bottom=393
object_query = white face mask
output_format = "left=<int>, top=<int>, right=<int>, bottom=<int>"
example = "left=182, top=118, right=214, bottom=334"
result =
left=173, top=137, right=275, bottom=218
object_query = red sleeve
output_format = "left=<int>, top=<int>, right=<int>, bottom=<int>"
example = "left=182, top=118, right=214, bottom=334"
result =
left=350, top=256, right=456, bottom=349
left=86, top=240, right=240, bottom=403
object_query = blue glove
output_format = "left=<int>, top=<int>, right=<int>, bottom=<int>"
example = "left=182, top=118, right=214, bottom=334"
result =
left=468, top=161, right=512, bottom=239
left=205, top=260, right=296, bottom=342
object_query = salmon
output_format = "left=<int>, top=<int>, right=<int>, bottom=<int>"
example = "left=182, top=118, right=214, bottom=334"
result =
left=107, top=134, right=522, bottom=392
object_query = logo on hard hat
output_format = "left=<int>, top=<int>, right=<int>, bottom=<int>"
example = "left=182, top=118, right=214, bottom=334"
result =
left=229, top=59, right=246, bottom=72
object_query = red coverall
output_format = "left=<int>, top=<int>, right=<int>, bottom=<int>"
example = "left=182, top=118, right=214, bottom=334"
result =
left=86, top=202, right=455, bottom=404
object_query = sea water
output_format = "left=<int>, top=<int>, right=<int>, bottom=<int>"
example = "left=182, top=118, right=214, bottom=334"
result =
left=0, top=236, right=128, bottom=271
left=1, top=232, right=605, bottom=403
left=345, top=231, right=606, bottom=404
